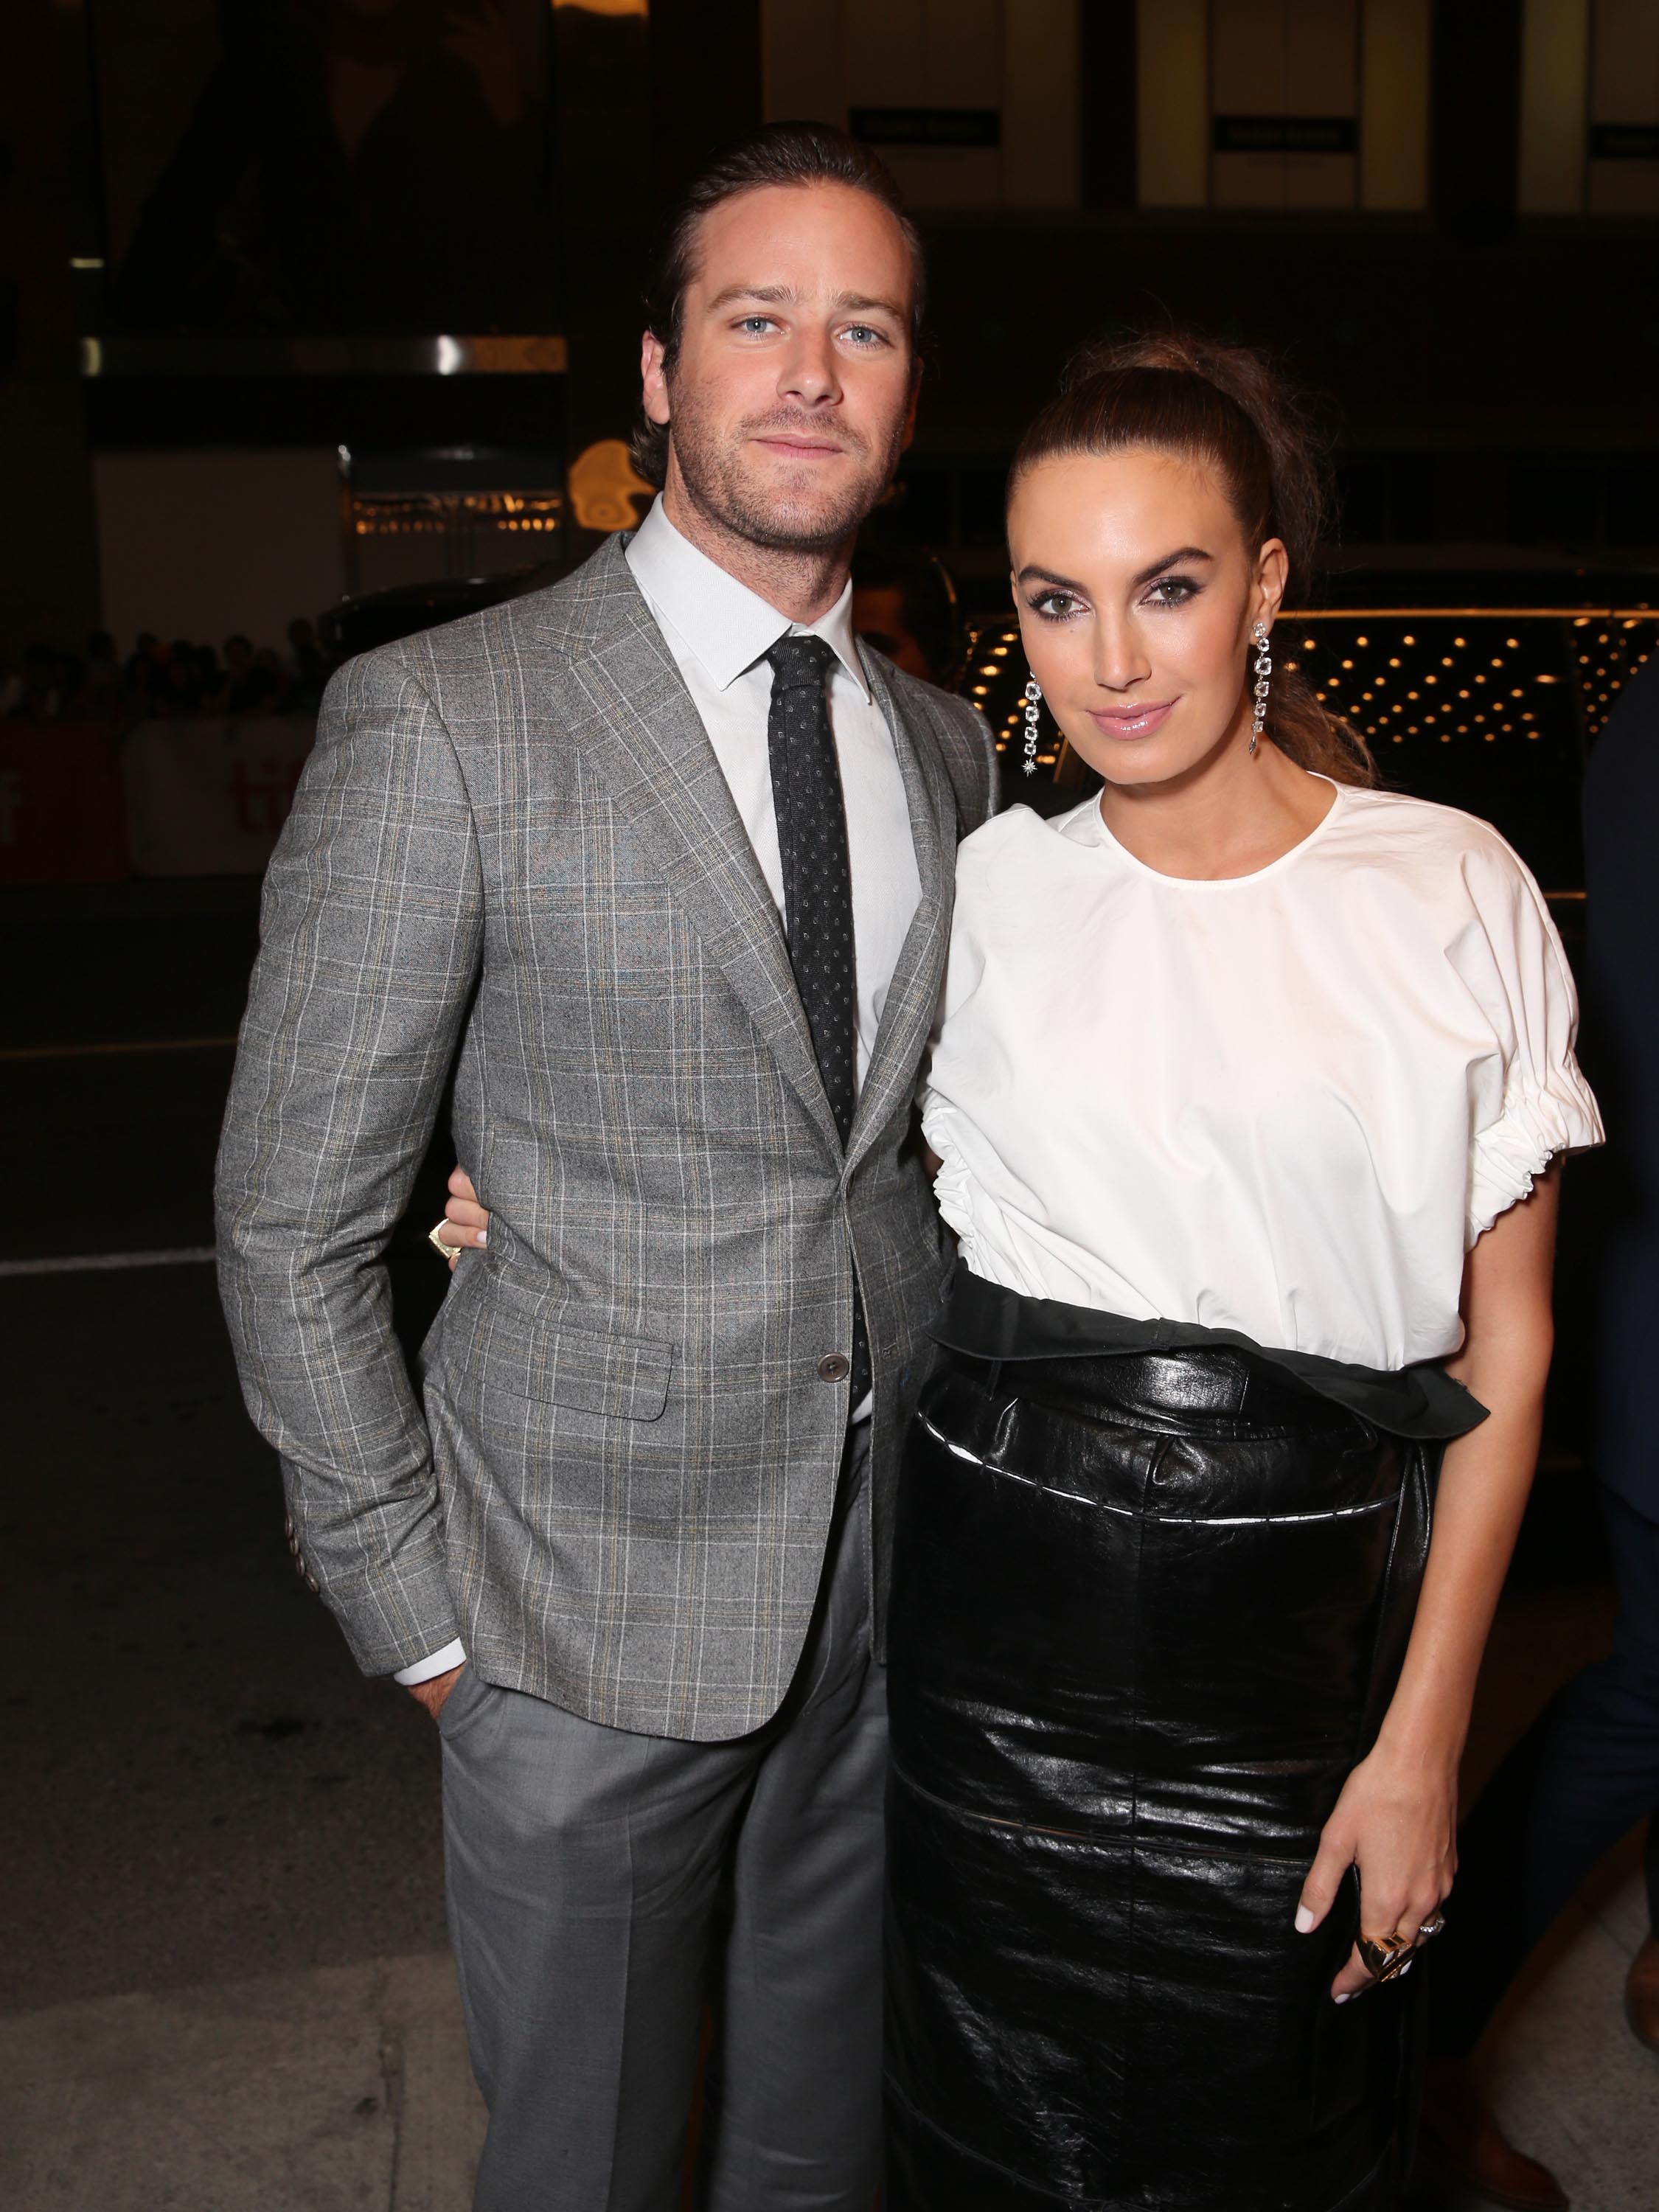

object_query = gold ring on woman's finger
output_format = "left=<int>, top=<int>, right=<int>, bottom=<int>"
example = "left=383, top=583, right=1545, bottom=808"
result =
left=1417, top=1911, right=1447, bottom=1944
left=1357, top=1931, right=1414, bottom=1983
left=428, top=1220, right=464, bottom=1262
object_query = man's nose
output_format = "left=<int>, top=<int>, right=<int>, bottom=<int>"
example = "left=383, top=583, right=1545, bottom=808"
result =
left=779, top=325, right=842, bottom=407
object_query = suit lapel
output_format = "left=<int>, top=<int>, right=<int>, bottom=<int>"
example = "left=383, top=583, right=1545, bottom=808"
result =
left=846, top=651, right=951, bottom=1177
left=531, top=547, right=844, bottom=1158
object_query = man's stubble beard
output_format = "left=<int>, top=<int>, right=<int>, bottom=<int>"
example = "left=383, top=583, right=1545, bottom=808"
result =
left=666, top=386, right=908, bottom=556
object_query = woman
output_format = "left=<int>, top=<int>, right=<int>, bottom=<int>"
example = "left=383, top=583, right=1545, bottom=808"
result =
left=882, top=335, right=1600, bottom=2210
left=439, top=333, right=1601, bottom=2207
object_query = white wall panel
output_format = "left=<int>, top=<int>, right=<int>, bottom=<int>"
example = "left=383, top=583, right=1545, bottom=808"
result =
left=1136, top=0, right=1208, bottom=206
left=1588, top=0, right=1659, bottom=215
left=1004, top=0, right=1082, bottom=209
left=1360, top=0, right=1430, bottom=209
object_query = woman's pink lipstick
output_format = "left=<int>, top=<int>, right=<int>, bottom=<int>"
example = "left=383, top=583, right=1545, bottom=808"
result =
left=1088, top=700, right=1176, bottom=740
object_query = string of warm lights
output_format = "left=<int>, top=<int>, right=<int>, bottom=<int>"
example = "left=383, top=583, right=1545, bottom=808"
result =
left=349, top=491, right=565, bottom=540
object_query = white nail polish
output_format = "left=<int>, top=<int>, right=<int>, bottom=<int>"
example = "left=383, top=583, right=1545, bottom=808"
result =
left=476, top=1230, right=487, bottom=1246
left=1295, top=1905, right=1315, bottom=1934
left=1334, top=1993, right=1350, bottom=2005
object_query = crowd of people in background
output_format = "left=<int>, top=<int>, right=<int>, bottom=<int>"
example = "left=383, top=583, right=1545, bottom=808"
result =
left=1, top=543, right=967, bottom=731
left=0, top=619, right=338, bottom=725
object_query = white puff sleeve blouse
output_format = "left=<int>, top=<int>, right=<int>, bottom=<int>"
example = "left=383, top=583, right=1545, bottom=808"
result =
left=921, top=782, right=1603, bottom=1374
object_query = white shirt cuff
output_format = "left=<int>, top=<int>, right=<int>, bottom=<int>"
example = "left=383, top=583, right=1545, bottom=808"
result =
left=394, top=1638, right=467, bottom=1686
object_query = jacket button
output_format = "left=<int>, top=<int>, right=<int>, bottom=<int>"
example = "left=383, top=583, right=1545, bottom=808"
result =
left=817, top=1352, right=852, bottom=1383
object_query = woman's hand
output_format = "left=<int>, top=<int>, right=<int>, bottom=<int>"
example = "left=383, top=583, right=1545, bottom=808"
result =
left=1295, top=1740, right=1458, bottom=2001
left=441, top=1166, right=491, bottom=1270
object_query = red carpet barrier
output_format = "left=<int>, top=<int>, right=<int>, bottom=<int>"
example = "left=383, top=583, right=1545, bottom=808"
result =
left=122, top=715, right=319, bottom=875
left=0, top=720, right=129, bottom=884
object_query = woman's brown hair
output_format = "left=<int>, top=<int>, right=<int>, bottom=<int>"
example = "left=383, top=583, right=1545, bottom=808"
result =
left=1009, top=333, right=1377, bottom=788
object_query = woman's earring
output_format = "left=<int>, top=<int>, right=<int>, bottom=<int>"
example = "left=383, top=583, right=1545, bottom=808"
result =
left=1023, top=676, right=1042, bottom=776
left=1250, top=620, right=1271, bottom=756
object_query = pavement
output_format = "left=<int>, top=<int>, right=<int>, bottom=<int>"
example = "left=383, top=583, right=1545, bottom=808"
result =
left=3, top=877, right=1654, bottom=2210
left=0, top=1954, right=484, bottom=2212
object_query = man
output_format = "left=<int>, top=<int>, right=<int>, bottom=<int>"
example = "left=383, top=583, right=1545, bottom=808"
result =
left=216, top=122, right=996, bottom=2211
left=1421, top=653, right=1659, bottom=2211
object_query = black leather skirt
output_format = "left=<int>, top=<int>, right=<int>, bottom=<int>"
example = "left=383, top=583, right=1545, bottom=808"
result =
left=885, top=1311, right=1463, bottom=2211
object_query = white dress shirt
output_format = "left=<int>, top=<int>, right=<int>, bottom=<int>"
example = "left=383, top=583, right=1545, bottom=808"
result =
left=922, top=782, right=1602, bottom=1376
left=625, top=495, right=922, bottom=1085
left=397, top=500, right=919, bottom=1684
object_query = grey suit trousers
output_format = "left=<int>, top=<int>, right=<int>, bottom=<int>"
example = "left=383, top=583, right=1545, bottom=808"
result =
left=440, top=1424, right=885, bottom=2212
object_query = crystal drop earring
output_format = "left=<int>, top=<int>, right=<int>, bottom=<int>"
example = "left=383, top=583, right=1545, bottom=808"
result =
left=1023, top=676, right=1042, bottom=776
left=1250, top=620, right=1272, bottom=756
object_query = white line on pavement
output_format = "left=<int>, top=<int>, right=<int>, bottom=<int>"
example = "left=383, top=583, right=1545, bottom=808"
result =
left=0, top=1247, right=218, bottom=1279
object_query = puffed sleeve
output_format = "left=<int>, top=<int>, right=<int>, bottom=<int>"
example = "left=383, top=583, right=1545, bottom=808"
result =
left=1460, top=836, right=1604, bottom=1246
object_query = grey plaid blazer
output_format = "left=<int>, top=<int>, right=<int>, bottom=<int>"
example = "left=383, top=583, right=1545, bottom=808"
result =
left=216, top=532, right=998, bottom=1739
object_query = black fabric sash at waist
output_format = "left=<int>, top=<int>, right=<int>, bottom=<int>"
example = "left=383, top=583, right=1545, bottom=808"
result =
left=932, top=1267, right=1487, bottom=1442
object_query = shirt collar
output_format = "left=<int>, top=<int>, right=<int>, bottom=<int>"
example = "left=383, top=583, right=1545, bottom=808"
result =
left=625, top=496, right=871, bottom=700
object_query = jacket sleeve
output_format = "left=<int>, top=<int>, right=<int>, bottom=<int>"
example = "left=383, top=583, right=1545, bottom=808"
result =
left=215, top=646, right=484, bottom=1674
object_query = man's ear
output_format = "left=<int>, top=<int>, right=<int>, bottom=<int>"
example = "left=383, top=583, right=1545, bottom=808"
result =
left=640, top=331, right=671, bottom=429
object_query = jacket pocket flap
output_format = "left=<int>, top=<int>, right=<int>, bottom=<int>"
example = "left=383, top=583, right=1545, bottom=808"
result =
left=481, top=1284, right=672, bottom=1421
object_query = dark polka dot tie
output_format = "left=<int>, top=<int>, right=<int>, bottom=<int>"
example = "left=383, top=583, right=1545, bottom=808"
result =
left=765, top=633, right=869, bottom=1405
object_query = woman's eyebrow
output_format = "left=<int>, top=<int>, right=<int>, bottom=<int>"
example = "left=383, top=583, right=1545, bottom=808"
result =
left=1015, top=564, right=1089, bottom=592
left=1132, top=546, right=1213, bottom=585
left=1015, top=549, right=1214, bottom=594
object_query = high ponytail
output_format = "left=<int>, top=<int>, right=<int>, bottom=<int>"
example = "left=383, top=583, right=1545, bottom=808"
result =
left=1009, top=333, right=1377, bottom=789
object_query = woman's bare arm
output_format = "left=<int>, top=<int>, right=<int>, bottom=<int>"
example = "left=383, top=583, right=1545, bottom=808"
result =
left=1295, top=1162, right=1562, bottom=1998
